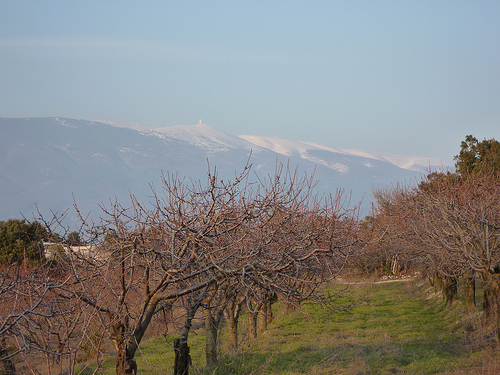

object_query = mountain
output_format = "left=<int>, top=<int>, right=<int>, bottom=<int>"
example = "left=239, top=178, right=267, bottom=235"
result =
left=238, top=135, right=448, bottom=174
left=0, top=117, right=453, bottom=223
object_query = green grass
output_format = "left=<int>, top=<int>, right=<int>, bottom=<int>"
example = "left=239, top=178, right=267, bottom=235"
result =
left=78, top=280, right=498, bottom=374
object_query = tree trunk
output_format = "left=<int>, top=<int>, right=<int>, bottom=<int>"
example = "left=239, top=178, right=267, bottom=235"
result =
left=246, top=304, right=259, bottom=341
left=115, top=351, right=137, bottom=375
left=204, top=292, right=226, bottom=368
left=174, top=303, right=198, bottom=375
left=0, top=337, right=16, bottom=375
left=266, top=293, right=277, bottom=325
left=174, top=339, right=191, bottom=375
left=224, top=298, right=241, bottom=353
left=444, top=276, right=457, bottom=308
left=112, top=323, right=137, bottom=375
left=465, top=276, right=476, bottom=312
left=266, top=299, right=273, bottom=325
left=485, top=277, right=500, bottom=341
left=482, top=282, right=495, bottom=325
left=228, top=317, right=238, bottom=351
left=257, top=303, right=267, bottom=334
left=205, top=314, right=218, bottom=368
left=484, top=276, right=500, bottom=342
left=434, top=273, right=444, bottom=297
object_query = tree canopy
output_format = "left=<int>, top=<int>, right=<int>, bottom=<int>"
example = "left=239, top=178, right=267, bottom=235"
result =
left=454, top=134, right=500, bottom=176
left=66, top=231, right=81, bottom=246
left=0, top=219, right=48, bottom=264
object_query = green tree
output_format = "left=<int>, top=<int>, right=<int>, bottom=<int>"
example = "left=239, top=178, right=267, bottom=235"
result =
left=0, top=219, right=48, bottom=264
left=418, top=171, right=459, bottom=193
left=67, top=231, right=81, bottom=246
left=454, top=134, right=500, bottom=176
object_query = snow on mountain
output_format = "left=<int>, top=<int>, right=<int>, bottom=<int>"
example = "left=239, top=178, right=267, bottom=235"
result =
left=0, top=117, right=452, bottom=223
left=102, top=120, right=256, bottom=153
left=340, top=148, right=452, bottom=173
left=239, top=135, right=348, bottom=157
left=239, top=135, right=453, bottom=174
left=146, top=122, right=256, bottom=153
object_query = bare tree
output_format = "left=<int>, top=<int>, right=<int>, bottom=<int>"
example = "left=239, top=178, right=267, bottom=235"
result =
left=43, top=165, right=257, bottom=374
left=372, top=172, right=500, bottom=337
left=0, top=261, right=89, bottom=375
left=38, top=163, right=361, bottom=375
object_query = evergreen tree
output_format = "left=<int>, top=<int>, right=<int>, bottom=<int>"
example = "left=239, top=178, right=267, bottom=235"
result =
left=0, top=219, right=48, bottom=264
left=67, top=231, right=81, bottom=246
left=454, top=134, right=500, bottom=176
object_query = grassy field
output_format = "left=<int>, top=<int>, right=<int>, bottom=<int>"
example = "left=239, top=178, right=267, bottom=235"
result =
left=80, top=279, right=500, bottom=374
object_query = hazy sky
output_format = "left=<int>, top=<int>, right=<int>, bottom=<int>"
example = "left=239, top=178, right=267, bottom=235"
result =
left=1, top=1, right=499, bottom=161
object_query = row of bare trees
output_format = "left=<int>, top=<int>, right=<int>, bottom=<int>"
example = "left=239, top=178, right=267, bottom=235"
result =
left=1, top=164, right=362, bottom=374
left=369, top=168, right=500, bottom=338
left=0, top=261, right=97, bottom=374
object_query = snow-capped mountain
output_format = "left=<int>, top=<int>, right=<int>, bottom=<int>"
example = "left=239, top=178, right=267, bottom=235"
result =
left=0, top=117, right=453, bottom=223
left=239, top=135, right=447, bottom=174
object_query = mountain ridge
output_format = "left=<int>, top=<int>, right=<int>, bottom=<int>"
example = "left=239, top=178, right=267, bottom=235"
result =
left=238, top=135, right=447, bottom=173
left=0, top=117, right=453, bottom=222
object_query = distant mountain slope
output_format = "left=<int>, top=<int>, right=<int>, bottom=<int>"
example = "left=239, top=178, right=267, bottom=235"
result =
left=0, top=117, right=452, bottom=223
left=238, top=135, right=450, bottom=173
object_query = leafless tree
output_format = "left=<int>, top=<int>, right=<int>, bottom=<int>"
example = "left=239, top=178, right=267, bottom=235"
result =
left=372, top=172, right=500, bottom=337
left=0, top=260, right=91, bottom=375
left=37, top=163, right=362, bottom=375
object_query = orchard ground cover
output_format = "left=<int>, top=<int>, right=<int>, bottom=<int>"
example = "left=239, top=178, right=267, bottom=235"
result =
left=79, top=279, right=500, bottom=374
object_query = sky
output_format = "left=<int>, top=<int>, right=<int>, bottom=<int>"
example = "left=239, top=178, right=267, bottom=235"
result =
left=1, top=1, right=499, bottom=161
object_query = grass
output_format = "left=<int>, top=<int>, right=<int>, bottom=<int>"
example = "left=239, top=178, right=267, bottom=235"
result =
left=78, top=279, right=499, bottom=374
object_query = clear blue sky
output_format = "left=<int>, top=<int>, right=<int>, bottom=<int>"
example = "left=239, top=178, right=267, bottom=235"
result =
left=1, top=1, right=499, bottom=161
